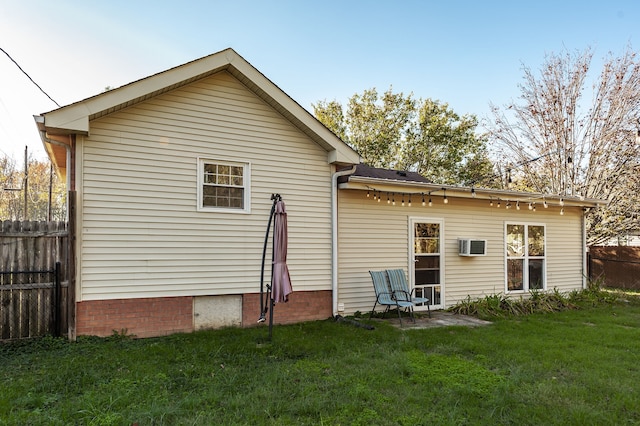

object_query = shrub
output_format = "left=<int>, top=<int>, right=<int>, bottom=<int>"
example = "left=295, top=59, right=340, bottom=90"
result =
left=449, top=279, right=638, bottom=319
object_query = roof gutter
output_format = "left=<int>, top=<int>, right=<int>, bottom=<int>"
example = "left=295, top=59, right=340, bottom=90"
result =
left=331, top=164, right=357, bottom=317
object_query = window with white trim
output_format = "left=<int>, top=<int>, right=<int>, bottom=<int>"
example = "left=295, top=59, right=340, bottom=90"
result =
left=505, top=223, right=545, bottom=291
left=198, top=159, right=250, bottom=212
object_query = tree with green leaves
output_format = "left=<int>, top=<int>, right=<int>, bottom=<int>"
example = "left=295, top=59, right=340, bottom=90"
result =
left=313, top=88, right=495, bottom=186
left=488, top=46, right=640, bottom=245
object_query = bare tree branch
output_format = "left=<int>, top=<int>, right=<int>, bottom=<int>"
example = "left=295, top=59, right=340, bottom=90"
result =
left=488, top=46, right=640, bottom=244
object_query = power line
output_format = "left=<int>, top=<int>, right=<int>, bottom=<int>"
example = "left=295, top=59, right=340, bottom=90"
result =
left=0, top=46, right=61, bottom=108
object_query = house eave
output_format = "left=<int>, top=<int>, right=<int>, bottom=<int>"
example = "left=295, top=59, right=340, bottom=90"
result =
left=339, top=176, right=605, bottom=208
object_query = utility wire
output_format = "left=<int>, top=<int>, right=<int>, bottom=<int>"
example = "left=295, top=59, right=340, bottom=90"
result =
left=0, top=46, right=61, bottom=108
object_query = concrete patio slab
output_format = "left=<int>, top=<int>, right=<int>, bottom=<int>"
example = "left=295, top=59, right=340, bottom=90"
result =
left=369, top=311, right=492, bottom=329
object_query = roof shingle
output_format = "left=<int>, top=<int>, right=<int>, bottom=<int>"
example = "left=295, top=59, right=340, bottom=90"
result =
left=339, top=164, right=431, bottom=184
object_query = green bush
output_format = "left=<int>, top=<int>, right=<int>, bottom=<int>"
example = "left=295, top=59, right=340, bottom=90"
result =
left=449, top=279, right=639, bottom=319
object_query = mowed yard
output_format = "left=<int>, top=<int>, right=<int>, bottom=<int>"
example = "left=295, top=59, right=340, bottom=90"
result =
left=1, top=291, right=639, bottom=425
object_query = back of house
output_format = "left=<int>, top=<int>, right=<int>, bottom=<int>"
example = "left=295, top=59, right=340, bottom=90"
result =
left=36, top=48, right=601, bottom=339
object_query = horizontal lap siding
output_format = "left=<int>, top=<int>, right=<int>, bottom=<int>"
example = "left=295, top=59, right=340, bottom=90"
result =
left=338, top=194, right=410, bottom=314
left=443, top=205, right=505, bottom=305
left=338, top=190, right=584, bottom=314
left=545, top=213, right=584, bottom=292
left=78, top=71, right=332, bottom=301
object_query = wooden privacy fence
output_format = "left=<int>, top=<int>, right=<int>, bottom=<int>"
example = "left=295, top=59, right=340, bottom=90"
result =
left=0, top=221, right=69, bottom=340
left=589, top=246, right=640, bottom=290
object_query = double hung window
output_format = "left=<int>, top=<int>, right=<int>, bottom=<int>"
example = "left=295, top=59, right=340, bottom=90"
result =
left=198, top=159, right=250, bottom=212
left=506, top=223, right=545, bottom=291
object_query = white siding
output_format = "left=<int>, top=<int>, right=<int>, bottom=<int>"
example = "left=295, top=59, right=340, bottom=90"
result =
left=77, top=71, right=333, bottom=300
left=337, top=190, right=584, bottom=314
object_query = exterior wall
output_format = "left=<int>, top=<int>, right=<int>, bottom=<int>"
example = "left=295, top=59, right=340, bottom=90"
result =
left=605, top=234, right=640, bottom=246
left=76, top=297, right=193, bottom=338
left=242, top=290, right=332, bottom=326
left=194, top=295, right=243, bottom=329
left=75, top=290, right=332, bottom=337
left=75, top=71, right=333, bottom=306
left=337, top=189, right=585, bottom=315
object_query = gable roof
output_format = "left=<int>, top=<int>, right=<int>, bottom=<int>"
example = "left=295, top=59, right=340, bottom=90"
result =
left=35, top=48, right=360, bottom=170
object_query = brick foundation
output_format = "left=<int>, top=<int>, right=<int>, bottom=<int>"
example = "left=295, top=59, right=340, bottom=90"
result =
left=76, top=290, right=332, bottom=338
left=76, top=297, right=194, bottom=338
left=242, top=290, right=332, bottom=327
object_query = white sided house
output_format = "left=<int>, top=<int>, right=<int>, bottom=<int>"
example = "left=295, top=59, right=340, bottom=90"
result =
left=36, top=49, right=602, bottom=338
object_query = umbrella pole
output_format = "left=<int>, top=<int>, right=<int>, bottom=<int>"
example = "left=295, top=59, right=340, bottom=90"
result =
left=258, top=194, right=280, bottom=323
left=268, top=194, right=280, bottom=340
left=268, top=294, right=275, bottom=340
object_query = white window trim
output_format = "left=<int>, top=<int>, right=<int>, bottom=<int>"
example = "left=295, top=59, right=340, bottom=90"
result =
left=197, top=157, right=251, bottom=214
left=504, top=221, right=547, bottom=293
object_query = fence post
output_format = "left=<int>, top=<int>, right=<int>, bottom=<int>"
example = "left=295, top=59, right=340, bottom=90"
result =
left=54, top=262, right=61, bottom=337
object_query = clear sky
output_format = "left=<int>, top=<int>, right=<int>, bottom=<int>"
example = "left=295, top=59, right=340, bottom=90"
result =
left=1, top=0, right=638, bottom=163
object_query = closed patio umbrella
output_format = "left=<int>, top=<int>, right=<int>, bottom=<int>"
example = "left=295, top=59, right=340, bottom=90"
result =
left=271, top=199, right=292, bottom=304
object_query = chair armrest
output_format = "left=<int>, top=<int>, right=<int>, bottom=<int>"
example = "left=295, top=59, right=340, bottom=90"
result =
left=392, top=290, right=412, bottom=302
left=376, top=291, right=395, bottom=303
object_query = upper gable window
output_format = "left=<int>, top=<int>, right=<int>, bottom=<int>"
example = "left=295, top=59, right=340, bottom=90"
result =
left=198, top=158, right=250, bottom=213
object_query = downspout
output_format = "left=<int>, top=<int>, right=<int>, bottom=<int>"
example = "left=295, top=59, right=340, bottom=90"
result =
left=331, top=164, right=357, bottom=317
left=37, top=129, right=72, bottom=221
left=35, top=115, right=72, bottom=219
left=36, top=116, right=76, bottom=340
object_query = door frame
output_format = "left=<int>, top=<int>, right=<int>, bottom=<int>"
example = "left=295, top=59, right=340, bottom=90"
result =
left=408, top=216, right=445, bottom=310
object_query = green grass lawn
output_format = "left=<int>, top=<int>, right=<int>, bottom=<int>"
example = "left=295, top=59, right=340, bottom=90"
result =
left=2, top=297, right=640, bottom=425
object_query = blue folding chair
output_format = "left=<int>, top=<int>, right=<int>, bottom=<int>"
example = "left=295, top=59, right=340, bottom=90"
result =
left=386, top=268, right=431, bottom=318
left=369, top=270, right=415, bottom=326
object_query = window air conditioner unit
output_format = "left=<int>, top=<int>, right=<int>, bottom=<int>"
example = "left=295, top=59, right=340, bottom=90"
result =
left=458, top=238, right=487, bottom=256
